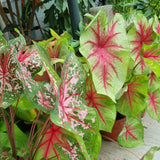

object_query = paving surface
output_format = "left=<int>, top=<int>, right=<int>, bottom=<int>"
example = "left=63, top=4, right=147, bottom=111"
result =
left=98, top=113, right=160, bottom=160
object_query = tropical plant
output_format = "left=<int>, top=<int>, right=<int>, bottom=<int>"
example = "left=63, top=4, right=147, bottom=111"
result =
left=0, top=8, right=160, bottom=160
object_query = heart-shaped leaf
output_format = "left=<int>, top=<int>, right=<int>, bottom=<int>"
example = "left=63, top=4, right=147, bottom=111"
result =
left=85, top=76, right=116, bottom=132
left=0, top=47, right=23, bottom=108
left=35, top=123, right=86, bottom=160
left=80, top=9, right=129, bottom=102
left=50, top=52, right=99, bottom=159
left=33, top=82, right=56, bottom=112
left=146, top=90, right=160, bottom=122
left=116, top=75, right=148, bottom=117
left=118, top=117, right=144, bottom=148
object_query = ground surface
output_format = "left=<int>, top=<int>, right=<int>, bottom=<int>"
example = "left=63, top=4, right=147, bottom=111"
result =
left=98, top=113, right=160, bottom=160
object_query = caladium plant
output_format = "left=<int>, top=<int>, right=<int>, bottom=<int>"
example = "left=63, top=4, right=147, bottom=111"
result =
left=0, top=7, right=160, bottom=160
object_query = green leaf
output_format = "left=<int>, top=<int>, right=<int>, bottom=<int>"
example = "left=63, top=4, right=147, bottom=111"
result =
left=80, top=9, right=130, bottom=102
left=34, top=42, right=61, bottom=94
left=142, top=146, right=160, bottom=160
left=146, top=90, right=160, bottom=122
left=0, top=123, right=28, bottom=152
left=51, top=52, right=99, bottom=159
left=118, top=117, right=144, bottom=148
left=117, top=75, right=148, bottom=117
left=85, top=76, right=116, bottom=132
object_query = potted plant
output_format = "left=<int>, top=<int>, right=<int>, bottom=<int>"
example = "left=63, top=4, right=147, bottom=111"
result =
left=0, top=8, right=160, bottom=160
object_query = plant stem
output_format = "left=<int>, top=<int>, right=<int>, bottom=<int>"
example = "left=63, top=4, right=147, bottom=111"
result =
left=6, top=0, right=16, bottom=24
left=9, top=105, right=17, bottom=159
left=27, top=109, right=41, bottom=149
left=31, top=116, right=50, bottom=159
left=0, top=108, right=17, bottom=159
left=0, top=2, right=18, bottom=37
left=27, top=0, right=36, bottom=45
left=15, top=0, right=25, bottom=36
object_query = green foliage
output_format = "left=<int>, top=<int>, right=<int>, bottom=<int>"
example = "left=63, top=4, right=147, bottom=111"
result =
left=0, top=8, right=160, bottom=159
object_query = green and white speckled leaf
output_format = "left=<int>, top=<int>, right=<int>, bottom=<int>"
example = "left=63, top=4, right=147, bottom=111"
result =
left=118, top=117, right=144, bottom=148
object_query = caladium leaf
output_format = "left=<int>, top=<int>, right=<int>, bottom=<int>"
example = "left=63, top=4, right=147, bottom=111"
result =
left=148, top=72, right=160, bottom=92
left=80, top=9, right=129, bottom=102
left=0, top=47, right=23, bottom=108
left=153, top=16, right=160, bottom=36
left=50, top=52, right=99, bottom=159
left=128, top=13, right=156, bottom=62
left=34, top=42, right=61, bottom=95
left=85, top=76, right=116, bottom=132
left=16, top=45, right=42, bottom=99
left=33, top=82, right=56, bottom=112
left=0, top=31, right=7, bottom=52
left=51, top=52, right=98, bottom=134
left=142, top=44, right=160, bottom=77
left=146, top=90, right=160, bottom=122
left=141, top=146, right=160, bottom=160
left=118, top=117, right=144, bottom=148
left=116, top=75, right=148, bottom=117
left=35, top=123, right=86, bottom=160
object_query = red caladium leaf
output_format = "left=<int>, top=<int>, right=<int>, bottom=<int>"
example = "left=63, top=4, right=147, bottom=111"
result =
left=0, top=31, right=7, bottom=52
left=33, top=82, right=56, bottom=112
left=116, top=75, right=148, bottom=117
left=146, top=90, right=160, bottom=122
left=148, top=72, right=160, bottom=92
left=12, top=40, right=43, bottom=99
left=128, top=14, right=156, bottom=62
left=142, top=44, right=160, bottom=77
left=118, top=117, right=144, bottom=148
left=153, top=16, right=160, bottom=35
left=34, top=42, right=61, bottom=95
left=50, top=52, right=99, bottom=159
left=35, top=123, right=85, bottom=160
left=80, top=9, right=129, bottom=102
left=85, top=76, right=116, bottom=132
left=135, top=43, right=160, bottom=74
left=0, top=47, right=23, bottom=108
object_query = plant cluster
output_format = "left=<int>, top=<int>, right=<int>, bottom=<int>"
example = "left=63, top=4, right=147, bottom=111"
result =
left=0, top=9, right=160, bottom=160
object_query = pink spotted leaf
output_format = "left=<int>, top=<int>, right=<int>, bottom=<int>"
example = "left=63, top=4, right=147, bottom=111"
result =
left=33, top=82, right=56, bottom=112
left=146, top=90, right=160, bottom=122
left=116, top=75, right=148, bottom=117
left=34, top=42, right=61, bottom=95
left=85, top=76, right=116, bottom=132
left=35, top=123, right=85, bottom=160
left=118, top=117, right=144, bottom=148
left=0, top=46, right=23, bottom=108
left=80, top=9, right=130, bottom=102
left=50, top=52, right=99, bottom=159
left=16, top=45, right=43, bottom=99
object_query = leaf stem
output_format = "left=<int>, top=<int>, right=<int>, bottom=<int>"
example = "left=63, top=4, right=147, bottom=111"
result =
left=0, top=107, right=17, bottom=159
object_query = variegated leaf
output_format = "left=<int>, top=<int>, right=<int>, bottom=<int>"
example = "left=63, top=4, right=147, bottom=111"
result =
left=118, top=117, right=144, bottom=148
